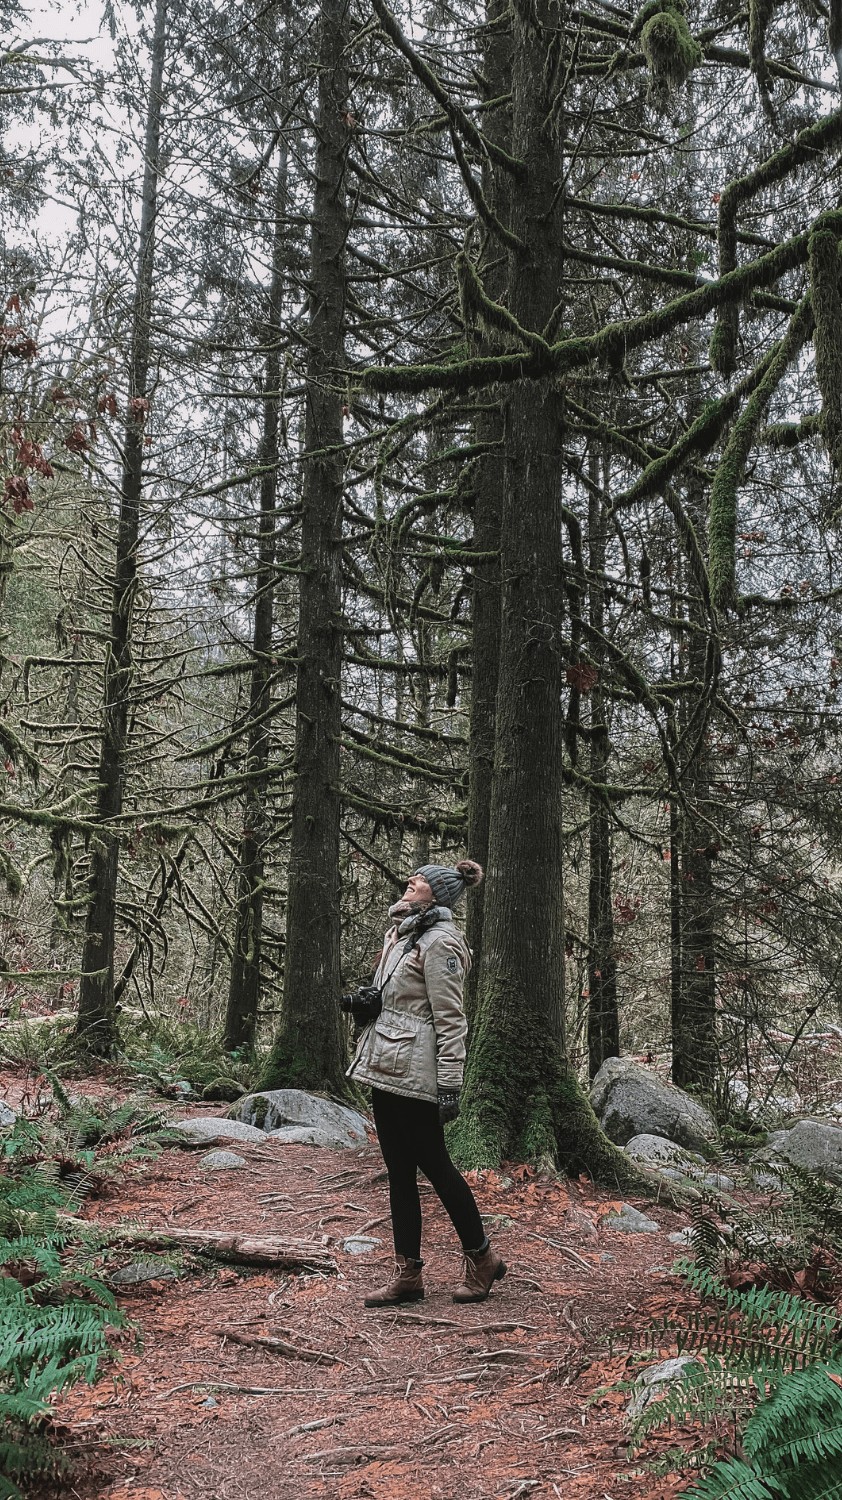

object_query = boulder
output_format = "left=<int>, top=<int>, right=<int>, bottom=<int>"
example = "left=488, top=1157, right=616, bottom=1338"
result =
left=591, top=1057, right=717, bottom=1153
left=233, top=1089, right=369, bottom=1149
left=269, top=1124, right=360, bottom=1149
left=764, top=1119, right=842, bottom=1185
left=173, top=1116, right=268, bottom=1146
left=623, top=1134, right=734, bottom=1191
left=0, top=1101, right=16, bottom=1129
left=342, top=1236, right=382, bottom=1255
left=109, top=1259, right=178, bottom=1287
left=199, top=1149, right=246, bottom=1171
left=603, top=1203, right=660, bottom=1234
left=627, top=1356, right=699, bottom=1419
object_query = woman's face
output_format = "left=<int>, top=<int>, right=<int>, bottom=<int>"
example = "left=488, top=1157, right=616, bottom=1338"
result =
left=401, top=874, right=434, bottom=907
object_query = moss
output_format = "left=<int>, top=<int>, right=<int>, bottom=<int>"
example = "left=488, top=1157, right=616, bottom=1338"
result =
left=640, top=8, right=702, bottom=90
left=709, top=294, right=813, bottom=613
left=451, top=977, right=651, bottom=1189
left=249, top=1094, right=270, bottom=1127
left=456, top=251, right=548, bottom=354
left=748, top=0, right=774, bottom=83
left=808, top=227, right=842, bottom=512
left=710, top=312, right=738, bottom=377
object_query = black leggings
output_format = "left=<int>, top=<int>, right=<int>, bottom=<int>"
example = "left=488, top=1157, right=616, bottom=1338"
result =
left=371, top=1087, right=485, bottom=1261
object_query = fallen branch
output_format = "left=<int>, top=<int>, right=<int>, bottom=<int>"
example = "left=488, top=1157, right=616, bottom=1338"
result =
left=219, top=1326, right=342, bottom=1365
left=521, top=1230, right=593, bottom=1271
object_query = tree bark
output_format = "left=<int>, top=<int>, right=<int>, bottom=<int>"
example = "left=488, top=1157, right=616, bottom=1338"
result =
left=224, top=144, right=288, bottom=1053
left=673, top=604, right=717, bottom=1090
left=76, top=0, right=167, bottom=1054
left=586, top=469, right=619, bottom=1079
left=464, top=0, right=507, bottom=1025
left=262, top=0, right=349, bottom=1093
left=452, top=0, right=639, bottom=1183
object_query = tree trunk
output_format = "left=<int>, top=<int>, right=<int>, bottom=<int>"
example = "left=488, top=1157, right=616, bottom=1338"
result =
left=673, top=610, right=717, bottom=1091
left=262, top=0, right=348, bottom=1093
left=464, top=0, right=507, bottom=1025
left=76, top=0, right=167, bottom=1054
left=452, top=0, right=639, bottom=1184
left=586, top=471, right=619, bottom=1079
left=224, top=144, right=288, bottom=1053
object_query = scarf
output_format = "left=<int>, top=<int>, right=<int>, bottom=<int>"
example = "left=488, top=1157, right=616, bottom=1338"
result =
left=396, top=904, right=450, bottom=939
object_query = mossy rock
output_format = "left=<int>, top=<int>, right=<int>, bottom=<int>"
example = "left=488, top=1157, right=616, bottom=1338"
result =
left=201, top=1078, right=245, bottom=1103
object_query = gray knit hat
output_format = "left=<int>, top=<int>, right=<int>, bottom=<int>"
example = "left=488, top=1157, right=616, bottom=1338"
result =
left=414, top=859, right=484, bottom=909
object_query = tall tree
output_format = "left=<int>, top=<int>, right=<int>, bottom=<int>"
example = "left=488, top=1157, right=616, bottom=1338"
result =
left=76, top=0, right=168, bottom=1053
left=224, top=141, right=289, bottom=1053
left=262, top=0, right=350, bottom=1091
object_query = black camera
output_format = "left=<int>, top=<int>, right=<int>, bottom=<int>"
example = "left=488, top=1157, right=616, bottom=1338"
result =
left=339, top=985, right=383, bottom=1024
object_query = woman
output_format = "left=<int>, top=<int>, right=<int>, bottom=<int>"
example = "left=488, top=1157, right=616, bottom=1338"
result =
left=347, top=859, right=507, bottom=1306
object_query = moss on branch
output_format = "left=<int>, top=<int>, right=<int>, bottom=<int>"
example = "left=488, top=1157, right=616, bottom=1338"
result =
left=709, top=295, right=813, bottom=613
left=808, top=227, right=842, bottom=512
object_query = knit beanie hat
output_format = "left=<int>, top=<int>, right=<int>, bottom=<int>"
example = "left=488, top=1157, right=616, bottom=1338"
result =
left=414, top=859, right=484, bottom=909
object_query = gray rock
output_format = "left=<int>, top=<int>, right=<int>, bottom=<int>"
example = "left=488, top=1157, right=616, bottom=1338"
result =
left=173, top=1116, right=268, bottom=1146
left=627, top=1356, right=699, bottom=1419
left=201, top=1396, right=218, bottom=1408
left=625, top=1133, right=704, bottom=1169
left=342, top=1236, right=382, bottom=1255
left=591, top=1057, right=717, bottom=1153
left=109, top=1259, right=178, bottom=1287
left=233, top=1089, right=369, bottom=1148
left=0, top=1101, right=16, bottom=1128
left=199, top=1149, right=246, bottom=1171
left=669, top=1228, right=693, bottom=1246
left=603, top=1202, right=660, bottom=1234
left=750, top=1164, right=787, bottom=1191
left=763, top=1119, right=842, bottom=1184
left=268, top=1123, right=362, bottom=1149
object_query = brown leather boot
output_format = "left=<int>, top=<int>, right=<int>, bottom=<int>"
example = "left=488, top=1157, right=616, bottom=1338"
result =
left=453, top=1243, right=507, bottom=1303
left=364, top=1255, right=424, bottom=1307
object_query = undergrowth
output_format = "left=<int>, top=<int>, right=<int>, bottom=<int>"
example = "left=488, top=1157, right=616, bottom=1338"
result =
left=117, top=1016, right=260, bottom=1102
left=0, top=1085, right=182, bottom=1495
left=0, top=1010, right=260, bottom=1103
left=625, top=1166, right=842, bottom=1498
left=1, top=1117, right=124, bottom=1498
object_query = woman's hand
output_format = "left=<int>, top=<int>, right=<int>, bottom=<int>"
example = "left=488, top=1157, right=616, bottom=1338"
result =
left=438, top=1087, right=461, bottom=1124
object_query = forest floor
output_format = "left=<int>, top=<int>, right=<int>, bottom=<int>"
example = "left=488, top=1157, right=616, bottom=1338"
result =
left=6, top=1072, right=702, bottom=1500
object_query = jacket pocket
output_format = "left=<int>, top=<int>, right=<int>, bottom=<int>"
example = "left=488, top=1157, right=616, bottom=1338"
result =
left=368, top=1016, right=417, bottom=1078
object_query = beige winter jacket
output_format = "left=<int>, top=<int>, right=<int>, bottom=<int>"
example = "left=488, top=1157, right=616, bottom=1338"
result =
left=347, top=912, right=471, bottom=1103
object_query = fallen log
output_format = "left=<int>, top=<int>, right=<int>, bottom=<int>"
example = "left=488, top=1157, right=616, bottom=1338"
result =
left=72, top=1220, right=336, bottom=1272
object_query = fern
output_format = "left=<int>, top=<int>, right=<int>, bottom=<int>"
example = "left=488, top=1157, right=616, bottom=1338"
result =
left=0, top=1121, right=125, bottom=1496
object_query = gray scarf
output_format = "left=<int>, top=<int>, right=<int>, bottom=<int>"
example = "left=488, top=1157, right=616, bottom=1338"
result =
left=396, top=904, right=450, bottom=939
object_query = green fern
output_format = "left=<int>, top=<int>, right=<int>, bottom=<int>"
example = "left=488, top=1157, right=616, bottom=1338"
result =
left=0, top=1121, right=125, bottom=1497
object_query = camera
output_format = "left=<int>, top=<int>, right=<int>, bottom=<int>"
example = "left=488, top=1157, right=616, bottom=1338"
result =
left=339, top=985, right=383, bottom=1024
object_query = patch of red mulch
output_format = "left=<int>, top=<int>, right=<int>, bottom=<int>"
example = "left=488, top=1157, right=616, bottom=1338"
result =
left=6, top=1075, right=701, bottom=1500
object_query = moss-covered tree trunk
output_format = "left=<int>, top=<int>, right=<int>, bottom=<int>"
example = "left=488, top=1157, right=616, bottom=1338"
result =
left=586, top=471, right=619, bottom=1079
left=262, top=0, right=348, bottom=1094
left=452, top=0, right=640, bottom=1185
left=672, top=575, right=717, bottom=1090
left=76, top=0, right=167, bottom=1054
left=463, top=0, right=508, bottom=1025
left=224, top=145, right=288, bottom=1054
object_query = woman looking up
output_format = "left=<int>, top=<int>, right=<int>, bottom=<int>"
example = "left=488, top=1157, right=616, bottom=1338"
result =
left=347, top=859, right=507, bottom=1306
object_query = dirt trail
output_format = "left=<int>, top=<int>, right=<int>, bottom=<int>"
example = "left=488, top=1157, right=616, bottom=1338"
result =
left=44, top=1100, right=690, bottom=1500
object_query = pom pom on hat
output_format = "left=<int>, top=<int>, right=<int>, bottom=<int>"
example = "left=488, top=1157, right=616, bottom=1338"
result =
left=454, top=859, right=484, bottom=887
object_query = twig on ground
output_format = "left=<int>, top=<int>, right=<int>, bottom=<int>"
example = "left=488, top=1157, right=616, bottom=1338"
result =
left=282, top=1415, right=349, bottom=1439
